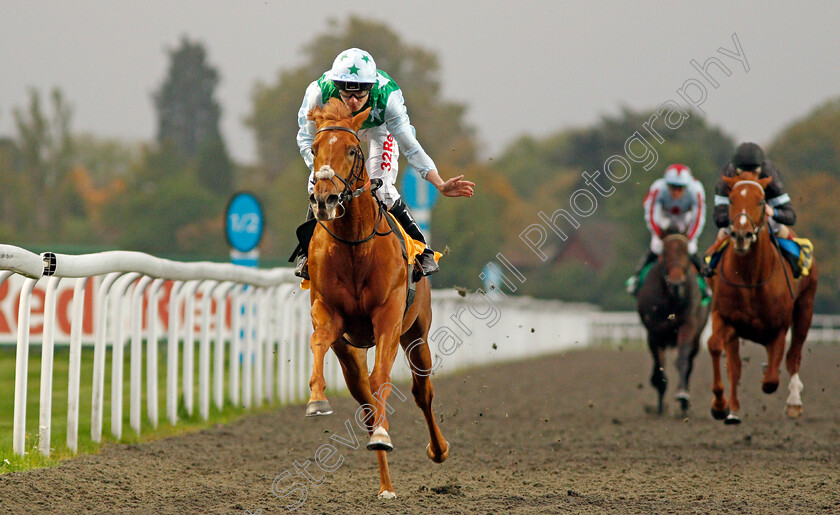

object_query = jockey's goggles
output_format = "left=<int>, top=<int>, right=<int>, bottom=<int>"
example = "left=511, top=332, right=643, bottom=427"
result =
left=336, top=80, right=373, bottom=96
left=339, top=89, right=371, bottom=101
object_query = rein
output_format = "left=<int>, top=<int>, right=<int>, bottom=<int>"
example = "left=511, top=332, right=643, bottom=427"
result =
left=721, top=181, right=794, bottom=297
left=312, top=125, right=394, bottom=246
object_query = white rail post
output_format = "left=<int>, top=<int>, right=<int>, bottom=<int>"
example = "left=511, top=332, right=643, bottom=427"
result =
left=253, top=287, right=264, bottom=407
left=242, top=286, right=255, bottom=409
left=182, top=280, right=201, bottom=417
left=146, top=279, right=165, bottom=428
left=198, top=281, right=217, bottom=420
left=38, top=276, right=61, bottom=456
left=92, top=271, right=121, bottom=443
left=230, top=285, right=243, bottom=407
left=264, top=286, right=276, bottom=403
left=298, top=292, right=311, bottom=403
left=130, top=275, right=154, bottom=435
left=111, top=272, right=141, bottom=440
left=212, top=282, right=235, bottom=411
left=67, top=276, right=91, bottom=453
left=167, top=281, right=184, bottom=425
left=277, top=285, right=293, bottom=404
left=13, top=277, right=39, bottom=456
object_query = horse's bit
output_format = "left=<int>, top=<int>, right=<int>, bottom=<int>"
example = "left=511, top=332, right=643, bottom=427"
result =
left=310, top=125, right=392, bottom=246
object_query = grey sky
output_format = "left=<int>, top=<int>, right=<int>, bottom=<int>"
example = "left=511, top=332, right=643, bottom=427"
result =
left=2, top=1, right=839, bottom=165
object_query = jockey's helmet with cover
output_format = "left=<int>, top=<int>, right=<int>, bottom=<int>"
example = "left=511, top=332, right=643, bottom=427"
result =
left=327, top=48, right=377, bottom=93
left=732, top=142, right=765, bottom=172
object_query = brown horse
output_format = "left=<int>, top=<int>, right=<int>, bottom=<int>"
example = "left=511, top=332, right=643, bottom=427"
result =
left=637, top=230, right=710, bottom=415
left=708, top=171, right=818, bottom=424
left=304, top=98, right=449, bottom=498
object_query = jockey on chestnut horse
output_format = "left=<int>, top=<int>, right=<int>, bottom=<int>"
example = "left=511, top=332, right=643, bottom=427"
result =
left=290, top=48, right=473, bottom=499
left=705, top=143, right=817, bottom=425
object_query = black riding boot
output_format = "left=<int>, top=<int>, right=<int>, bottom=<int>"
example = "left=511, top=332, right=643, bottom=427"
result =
left=389, top=199, right=439, bottom=277
left=626, top=249, right=657, bottom=295
left=294, top=206, right=315, bottom=280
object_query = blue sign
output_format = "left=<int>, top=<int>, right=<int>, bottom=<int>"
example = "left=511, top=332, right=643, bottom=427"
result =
left=225, top=192, right=264, bottom=253
left=401, top=167, right=439, bottom=211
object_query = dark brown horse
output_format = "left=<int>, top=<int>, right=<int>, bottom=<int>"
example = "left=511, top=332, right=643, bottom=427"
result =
left=304, top=98, right=448, bottom=498
left=708, top=171, right=818, bottom=424
left=637, top=230, right=710, bottom=415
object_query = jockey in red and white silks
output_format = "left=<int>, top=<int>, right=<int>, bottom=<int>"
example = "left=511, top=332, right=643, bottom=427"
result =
left=643, top=164, right=706, bottom=255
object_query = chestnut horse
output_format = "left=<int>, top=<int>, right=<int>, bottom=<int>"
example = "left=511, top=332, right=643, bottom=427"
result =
left=708, top=171, right=818, bottom=424
left=637, top=230, right=710, bottom=415
left=304, top=98, right=448, bottom=498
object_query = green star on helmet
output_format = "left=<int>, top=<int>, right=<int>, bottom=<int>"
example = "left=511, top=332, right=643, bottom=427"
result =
left=348, top=64, right=360, bottom=75
left=340, top=53, right=349, bottom=60
left=361, top=55, right=370, bottom=62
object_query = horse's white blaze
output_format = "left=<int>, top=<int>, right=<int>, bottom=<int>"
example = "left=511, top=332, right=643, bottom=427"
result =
left=315, top=166, right=335, bottom=180
left=328, top=135, right=338, bottom=145
left=786, top=372, right=804, bottom=406
left=739, top=214, right=748, bottom=225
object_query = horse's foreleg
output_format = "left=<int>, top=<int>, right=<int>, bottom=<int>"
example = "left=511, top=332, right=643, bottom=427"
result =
left=366, top=299, right=405, bottom=498
left=648, top=337, right=667, bottom=415
left=761, top=329, right=787, bottom=395
left=675, top=324, right=699, bottom=413
left=306, top=300, right=343, bottom=416
left=401, top=334, right=449, bottom=463
left=723, top=332, right=742, bottom=424
left=708, top=313, right=731, bottom=419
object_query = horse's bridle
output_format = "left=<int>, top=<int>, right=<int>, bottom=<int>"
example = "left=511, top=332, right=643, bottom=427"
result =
left=661, top=233, right=691, bottom=295
left=310, top=125, right=392, bottom=246
left=312, top=125, right=369, bottom=205
left=728, top=180, right=768, bottom=243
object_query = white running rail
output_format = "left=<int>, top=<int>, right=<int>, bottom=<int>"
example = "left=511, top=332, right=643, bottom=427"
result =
left=0, top=244, right=316, bottom=457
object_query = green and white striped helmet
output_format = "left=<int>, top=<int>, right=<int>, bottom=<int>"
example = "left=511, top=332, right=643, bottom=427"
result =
left=326, top=48, right=377, bottom=90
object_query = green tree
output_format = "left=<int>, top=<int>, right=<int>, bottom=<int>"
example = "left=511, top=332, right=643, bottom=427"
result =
left=769, top=95, right=840, bottom=311
left=7, top=88, right=83, bottom=242
left=153, top=36, right=233, bottom=195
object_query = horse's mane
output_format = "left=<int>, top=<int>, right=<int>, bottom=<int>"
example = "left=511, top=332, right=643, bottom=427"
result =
left=310, top=97, right=352, bottom=124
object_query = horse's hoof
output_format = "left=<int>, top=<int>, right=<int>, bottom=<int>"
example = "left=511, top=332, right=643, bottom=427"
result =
left=710, top=406, right=729, bottom=420
left=366, top=426, right=393, bottom=452
left=305, top=400, right=333, bottom=417
left=426, top=440, right=449, bottom=463
left=378, top=490, right=396, bottom=499
left=724, top=412, right=741, bottom=425
left=762, top=380, right=779, bottom=394
left=675, top=391, right=691, bottom=412
left=786, top=404, right=803, bottom=418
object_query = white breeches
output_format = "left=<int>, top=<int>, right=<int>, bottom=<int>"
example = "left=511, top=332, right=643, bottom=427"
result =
left=650, top=234, right=698, bottom=255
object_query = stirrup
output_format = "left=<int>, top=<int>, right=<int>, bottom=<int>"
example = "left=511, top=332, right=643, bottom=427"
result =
left=294, top=254, right=310, bottom=280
